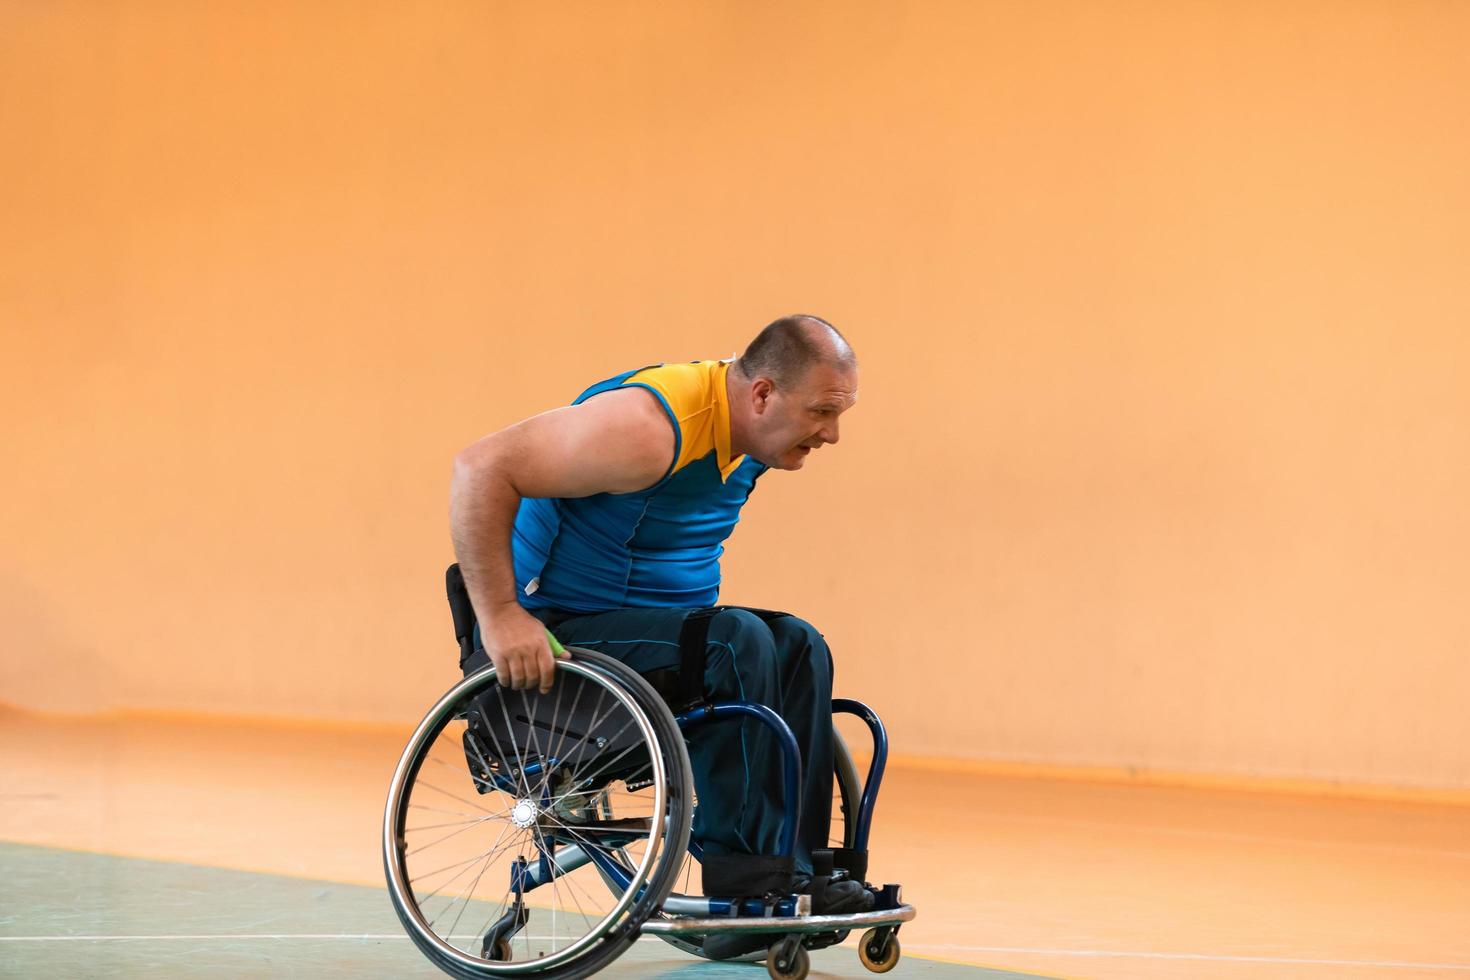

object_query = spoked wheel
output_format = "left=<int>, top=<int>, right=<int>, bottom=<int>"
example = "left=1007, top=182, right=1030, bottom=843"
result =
left=383, top=648, right=693, bottom=980
left=646, top=727, right=865, bottom=962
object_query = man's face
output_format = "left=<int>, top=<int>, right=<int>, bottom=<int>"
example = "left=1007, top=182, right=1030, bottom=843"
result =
left=747, top=362, right=859, bottom=470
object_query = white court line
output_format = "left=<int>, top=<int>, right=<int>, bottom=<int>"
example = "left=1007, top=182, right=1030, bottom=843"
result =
left=0, top=935, right=409, bottom=942
left=0, top=934, right=639, bottom=943
left=5, top=934, right=1468, bottom=972
left=906, top=944, right=1470, bottom=972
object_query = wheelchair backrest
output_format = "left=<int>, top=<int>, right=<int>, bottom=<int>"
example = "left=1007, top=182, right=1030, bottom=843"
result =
left=445, top=563, right=478, bottom=665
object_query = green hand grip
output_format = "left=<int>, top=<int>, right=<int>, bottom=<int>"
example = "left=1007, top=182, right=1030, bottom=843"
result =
left=546, top=629, right=569, bottom=659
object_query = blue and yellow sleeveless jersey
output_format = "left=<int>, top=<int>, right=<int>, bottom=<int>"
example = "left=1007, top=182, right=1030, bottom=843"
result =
left=511, top=360, right=768, bottom=613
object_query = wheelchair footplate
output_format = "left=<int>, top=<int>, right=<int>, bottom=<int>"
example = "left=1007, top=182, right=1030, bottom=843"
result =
left=641, top=883, right=916, bottom=978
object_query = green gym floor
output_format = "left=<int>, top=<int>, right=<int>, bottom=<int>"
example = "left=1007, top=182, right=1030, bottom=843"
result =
left=0, top=843, right=1037, bottom=979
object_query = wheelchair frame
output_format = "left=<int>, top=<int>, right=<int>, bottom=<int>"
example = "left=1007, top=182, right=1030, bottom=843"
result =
left=384, top=646, right=916, bottom=980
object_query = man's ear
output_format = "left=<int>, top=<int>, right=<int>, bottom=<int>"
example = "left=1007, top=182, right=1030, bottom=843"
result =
left=751, top=378, right=775, bottom=415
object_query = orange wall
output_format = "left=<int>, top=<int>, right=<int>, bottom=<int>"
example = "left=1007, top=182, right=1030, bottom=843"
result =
left=3, top=1, right=1468, bottom=790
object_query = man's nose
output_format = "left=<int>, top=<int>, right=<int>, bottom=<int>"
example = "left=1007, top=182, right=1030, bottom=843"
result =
left=821, top=420, right=840, bottom=445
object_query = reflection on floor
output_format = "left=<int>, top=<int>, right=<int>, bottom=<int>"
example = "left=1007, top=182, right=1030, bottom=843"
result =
left=1, top=707, right=1468, bottom=979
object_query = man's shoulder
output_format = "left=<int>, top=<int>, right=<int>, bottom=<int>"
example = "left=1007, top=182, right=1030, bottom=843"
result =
left=623, top=360, right=722, bottom=420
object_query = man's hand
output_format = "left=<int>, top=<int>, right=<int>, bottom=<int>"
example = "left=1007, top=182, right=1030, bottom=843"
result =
left=482, top=601, right=561, bottom=693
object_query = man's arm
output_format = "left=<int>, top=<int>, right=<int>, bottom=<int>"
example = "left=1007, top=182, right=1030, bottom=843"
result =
left=450, top=387, right=674, bottom=692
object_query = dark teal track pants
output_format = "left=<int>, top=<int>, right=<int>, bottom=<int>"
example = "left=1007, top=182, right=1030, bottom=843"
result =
left=474, top=606, right=835, bottom=877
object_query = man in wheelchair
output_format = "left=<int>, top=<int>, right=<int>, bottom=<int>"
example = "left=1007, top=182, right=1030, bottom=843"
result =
left=449, top=315, right=872, bottom=960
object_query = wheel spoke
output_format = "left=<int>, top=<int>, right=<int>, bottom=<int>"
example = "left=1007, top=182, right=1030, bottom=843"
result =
left=415, top=780, right=499, bottom=816
left=542, top=716, right=645, bottom=809
left=410, top=822, right=521, bottom=893
left=433, top=836, right=502, bottom=934
left=536, top=669, right=580, bottom=797
left=431, top=752, right=516, bottom=809
left=406, top=813, right=511, bottom=834
left=518, top=687, right=550, bottom=793
left=407, top=810, right=510, bottom=857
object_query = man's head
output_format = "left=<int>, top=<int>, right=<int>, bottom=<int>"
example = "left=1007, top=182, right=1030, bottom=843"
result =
left=728, top=315, right=859, bottom=471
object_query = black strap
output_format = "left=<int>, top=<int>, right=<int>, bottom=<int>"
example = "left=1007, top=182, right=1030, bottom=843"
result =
left=701, top=852, right=794, bottom=897
left=674, top=605, right=791, bottom=711
left=675, top=608, right=721, bottom=709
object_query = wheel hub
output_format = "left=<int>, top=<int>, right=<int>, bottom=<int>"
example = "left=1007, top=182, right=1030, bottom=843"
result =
left=511, top=798, right=537, bottom=829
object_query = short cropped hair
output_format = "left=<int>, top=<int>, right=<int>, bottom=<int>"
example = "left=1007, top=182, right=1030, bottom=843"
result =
left=735, top=315, right=856, bottom=388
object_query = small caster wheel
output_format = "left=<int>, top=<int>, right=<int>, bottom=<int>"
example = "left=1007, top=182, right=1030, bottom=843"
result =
left=859, top=928, right=900, bottom=973
left=483, top=937, right=513, bottom=961
left=767, top=937, right=810, bottom=980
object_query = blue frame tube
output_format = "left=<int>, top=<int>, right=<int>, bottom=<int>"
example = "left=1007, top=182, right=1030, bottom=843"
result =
left=674, top=702, right=803, bottom=860
left=831, top=698, right=887, bottom=852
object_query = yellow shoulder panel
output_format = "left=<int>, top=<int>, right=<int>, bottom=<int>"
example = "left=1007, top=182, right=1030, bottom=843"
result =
left=626, top=362, right=719, bottom=475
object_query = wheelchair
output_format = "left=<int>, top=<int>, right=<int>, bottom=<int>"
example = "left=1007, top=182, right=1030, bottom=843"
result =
left=382, top=569, right=916, bottom=980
